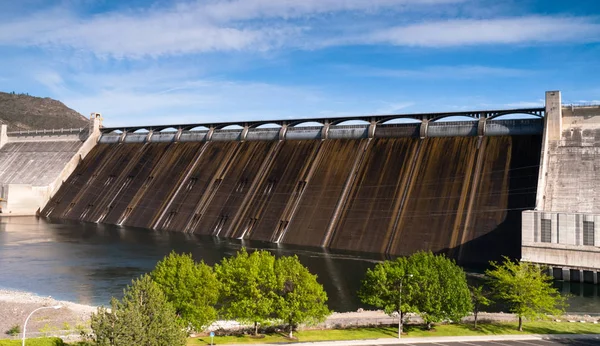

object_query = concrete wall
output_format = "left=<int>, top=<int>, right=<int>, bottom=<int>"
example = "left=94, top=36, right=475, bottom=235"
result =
left=522, top=210, right=600, bottom=270
left=541, top=104, right=600, bottom=214
left=0, top=113, right=102, bottom=215
left=523, top=92, right=600, bottom=271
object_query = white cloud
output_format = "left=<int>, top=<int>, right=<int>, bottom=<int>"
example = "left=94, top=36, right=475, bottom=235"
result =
left=0, top=1, right=598, bottom=58
left=43, top=67, right=326, bottom=126
left=363, top=16, right=600, bottom=47
left=200, top=0, right=465, bottom=22
left=503, top=101, right=544, bottom=108
left=350, top=65, right=530, bottom=79
left=0, top=7, right=291, bottom=58
left=34, top=71, right=67, bottom=94
left=375, top=102, right=415, bottom=114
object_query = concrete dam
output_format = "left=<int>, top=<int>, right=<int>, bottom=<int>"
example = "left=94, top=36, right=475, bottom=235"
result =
left=41, top=109, right=544, bottom=264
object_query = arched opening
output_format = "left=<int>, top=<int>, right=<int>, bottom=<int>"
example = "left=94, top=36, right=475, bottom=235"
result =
left=490, top=113, right=541, bottom=120
left=255, top=123, right=282, bottom=129
left=291, top=121, right=324, bottom=127
left=158, top=127, right=178, bottom=133
left=379, top=117, right=421, bottom=125
left=432, top=115, right=477, bottom=122
left=111, top=129, right=124, bottom=134
left=220, top=124, right=244, bottom=130
left=132, top=128, right=149, bottom=133
left=332, top=119, right=370, bottom=126
left=187, top=125, right=210, bottom=132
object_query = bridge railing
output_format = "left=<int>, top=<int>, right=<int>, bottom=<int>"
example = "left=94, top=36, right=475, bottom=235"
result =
left=7, top=127, right=87, bottom=137
left=99, top=107, right=545, bottom=135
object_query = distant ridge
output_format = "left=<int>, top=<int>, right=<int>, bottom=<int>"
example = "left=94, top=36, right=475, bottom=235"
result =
left=0, top=91, right=88, bottom=132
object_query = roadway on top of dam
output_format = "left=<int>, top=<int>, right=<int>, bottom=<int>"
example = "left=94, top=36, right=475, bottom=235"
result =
left=100, top=107, right=545, bottom=133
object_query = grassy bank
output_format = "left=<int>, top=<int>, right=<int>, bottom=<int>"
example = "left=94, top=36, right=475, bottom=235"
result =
left=3, top=321, right=599, bottom=346
left=187, top=321, right=600, bottom=345
left=0, top=337, right=65, bottom=346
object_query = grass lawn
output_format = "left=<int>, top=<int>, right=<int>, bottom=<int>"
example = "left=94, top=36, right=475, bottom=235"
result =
left=187, top=321, right=600, bottom=345
left=0, top=337, right=65, bottom=346
left=3, top=321, right=598, bottom=346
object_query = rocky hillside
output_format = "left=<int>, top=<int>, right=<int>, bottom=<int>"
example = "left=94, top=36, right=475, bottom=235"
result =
left=0, top=91, right=88, bottom=132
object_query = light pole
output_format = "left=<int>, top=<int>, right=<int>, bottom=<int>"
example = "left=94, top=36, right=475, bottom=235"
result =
left=398, top=274, right=413, bottom=339
left=22, top=305, right=62, bottom=346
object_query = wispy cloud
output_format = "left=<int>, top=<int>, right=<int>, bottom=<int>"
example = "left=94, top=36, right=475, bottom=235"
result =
left=0, top=7, right=292, bottom=58
left=503, top=101, right=544, bottom=108
left=348, top=65, right=531, bottom=79
left=362, top=16, right=600, bottom=47
left=0, top=1, right=598, bottom=58
left=199, top=0, right=466, bottom=21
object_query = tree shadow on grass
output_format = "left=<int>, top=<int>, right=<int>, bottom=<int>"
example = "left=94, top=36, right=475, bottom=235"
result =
left=449, top=322, right=600, bottom=336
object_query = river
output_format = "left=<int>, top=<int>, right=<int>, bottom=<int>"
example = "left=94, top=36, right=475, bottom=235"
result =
left=0, top=217, right=598, bottom=313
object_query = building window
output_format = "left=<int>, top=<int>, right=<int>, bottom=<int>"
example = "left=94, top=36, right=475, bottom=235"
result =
left=541, top=219, right=551, bottom=243
left=583, top=221, right=595, bottom=246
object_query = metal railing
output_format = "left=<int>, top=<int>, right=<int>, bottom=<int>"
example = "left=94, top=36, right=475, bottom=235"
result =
left=7, top=128, right=86, bottom=136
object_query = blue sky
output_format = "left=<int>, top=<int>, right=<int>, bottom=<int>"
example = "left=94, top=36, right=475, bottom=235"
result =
left=0, top=0, right=599, bottom=127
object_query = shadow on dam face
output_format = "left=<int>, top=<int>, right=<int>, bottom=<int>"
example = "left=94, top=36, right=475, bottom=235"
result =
left=43, top=135, right=541, bottom=264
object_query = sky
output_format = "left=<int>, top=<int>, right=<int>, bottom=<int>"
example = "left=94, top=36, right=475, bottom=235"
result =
left=0, top=0, right=599, bottom=127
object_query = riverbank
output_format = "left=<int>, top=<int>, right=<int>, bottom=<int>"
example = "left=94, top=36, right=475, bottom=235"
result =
left=1, top=289, right=599, bottom=339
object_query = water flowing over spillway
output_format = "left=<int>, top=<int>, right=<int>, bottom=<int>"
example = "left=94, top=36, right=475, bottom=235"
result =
left=43, top=135, right=541, bottom=264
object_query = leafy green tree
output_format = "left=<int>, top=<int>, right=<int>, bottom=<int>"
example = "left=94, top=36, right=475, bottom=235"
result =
left=274, top=255, right=331, bottom=338
left=215, top=248, right=278, bottom=335
left=470, top=285, right=492, bottom=329
left=486, top=257, right=567, bottom=331
left=359, top=252, right=472, bottom=335
left=90, top=274, right=186, bottom=346
left=359, top=256, right=413, bottom=337
left=408, top=252, right=472, bottom=329
left=150, top=251, right=219, bottom=331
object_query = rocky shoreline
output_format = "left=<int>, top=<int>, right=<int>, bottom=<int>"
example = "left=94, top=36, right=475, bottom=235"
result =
left=1, top=289, right=598, bottom=340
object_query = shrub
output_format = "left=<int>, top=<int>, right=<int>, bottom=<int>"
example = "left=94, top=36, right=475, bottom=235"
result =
left=5, top=324, right=20, bottom=336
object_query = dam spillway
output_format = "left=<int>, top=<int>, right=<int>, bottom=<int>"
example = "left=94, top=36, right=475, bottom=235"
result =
left=43, top=117, right=543, bottom=264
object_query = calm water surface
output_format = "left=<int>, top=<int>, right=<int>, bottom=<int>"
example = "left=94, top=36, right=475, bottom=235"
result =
left=0, top=217, right=598, bottom=313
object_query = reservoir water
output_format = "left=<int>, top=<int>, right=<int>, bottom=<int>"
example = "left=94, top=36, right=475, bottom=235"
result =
left=0, top=217, right=598, bottom=313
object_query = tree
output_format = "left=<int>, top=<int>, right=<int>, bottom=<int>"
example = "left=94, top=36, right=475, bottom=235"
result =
left=150, top=251, right=219, bottom=331
left=486, top=257, right=567, bottom=331
left=359, top=252, right=472, bottom=335
left=90, top=274, right=186, bottom=346
left=215, top=248, right=278, bottom=335
left=274, top=255, right=331, bottom=338
left=359, top=256, right=413, bottom=337
left=470, top=285, right=492, bottom=329
left=408, top=252, right=472, bottom=329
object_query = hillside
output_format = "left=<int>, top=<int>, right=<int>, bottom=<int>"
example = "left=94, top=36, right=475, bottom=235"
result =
left=0, top=91, right=88, bottom=132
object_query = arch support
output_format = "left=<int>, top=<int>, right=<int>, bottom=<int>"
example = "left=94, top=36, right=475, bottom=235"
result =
left=278, top=124, right=288, bottom=140
left=240, top=125, right=249, bottom=142
left=321, top=122, right=330, bottom=140
left=477, top=117, right=487, bottom=137
left=174, top=128, right=183, bottom=142
left=419, top=120, right=429, bottom=139
left=119, top=130, right=127, bottom=143
left=206, top=127, right=215, bottom=142
left=146, top=130, right=154, bottom=142
left=368, top=121, right=377, bottom=138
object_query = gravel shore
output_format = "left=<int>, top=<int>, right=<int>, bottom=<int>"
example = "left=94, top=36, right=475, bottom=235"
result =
left=0, top=289, right=96, bottom=338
